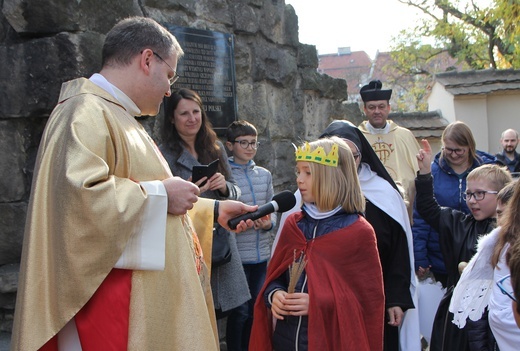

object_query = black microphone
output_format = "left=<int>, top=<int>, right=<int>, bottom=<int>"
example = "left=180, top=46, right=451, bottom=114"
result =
left=228, top=190, right=297, bottom=230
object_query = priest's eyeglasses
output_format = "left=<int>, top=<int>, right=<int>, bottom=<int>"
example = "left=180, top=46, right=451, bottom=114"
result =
left=462, top=190, right=498, bottom=201
left=231, top=140, right=260, bottom=150
left=441, top=147, right=466, bottom=156
left=153, top=52, right=180, bottom=85
left=496, top=275, right=516, bottom=302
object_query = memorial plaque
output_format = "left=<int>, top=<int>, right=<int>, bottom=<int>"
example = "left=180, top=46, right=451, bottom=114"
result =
left=165, top=25, right=237, bottom=136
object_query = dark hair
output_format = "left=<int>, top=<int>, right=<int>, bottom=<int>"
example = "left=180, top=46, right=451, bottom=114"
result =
left=102, top=17, right=183, bottom=68
left=162, top=88, right=229, bottom=178
left=226, top=120, right=258, bottom=142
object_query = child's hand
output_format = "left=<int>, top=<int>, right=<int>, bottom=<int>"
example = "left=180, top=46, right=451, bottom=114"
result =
left=271, top=290, right=289, bottom=320
left=253, top=215, right=272, bottom=230
left=284, top=292, right=309, bottom=316
left=270, top=291, right=310, bottom=319
left=416, top=139, right=433, bottom=175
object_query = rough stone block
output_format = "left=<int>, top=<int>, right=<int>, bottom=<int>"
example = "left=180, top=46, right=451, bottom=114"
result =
left=233, top=3, right=259, bottom=34
left=0, top=121, right=25, bottom=202
left=0, top=32, right=103, bottom=118
left=298, top=43, right=318, bottom=69
left=3, top=0, right=142, bottom=34
left=0, top=264, right=19, bottom=294
left=0, top=203, right=26, bottom=265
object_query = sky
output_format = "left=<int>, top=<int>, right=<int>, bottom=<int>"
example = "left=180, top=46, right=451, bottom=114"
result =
left=285, top=0, right=495, bottom=60
left=285, top=0, right=424, bottom=59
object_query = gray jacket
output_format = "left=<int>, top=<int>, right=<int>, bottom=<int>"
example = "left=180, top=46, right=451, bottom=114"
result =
left=159, top=141, right=250, bottom=312
left=229, top=157, right=276, bottom=264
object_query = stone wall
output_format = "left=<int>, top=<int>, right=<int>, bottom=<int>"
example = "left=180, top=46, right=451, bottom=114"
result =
left=0, top=0, right=361, bottom=346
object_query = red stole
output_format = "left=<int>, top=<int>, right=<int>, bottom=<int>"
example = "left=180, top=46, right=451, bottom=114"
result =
left=39, top=269, right=131, bottom=351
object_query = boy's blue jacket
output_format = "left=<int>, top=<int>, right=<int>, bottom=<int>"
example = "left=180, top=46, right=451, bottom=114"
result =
left=228, top=157, right=276, bottom=264
left=412, top=150, right=496, bottom=275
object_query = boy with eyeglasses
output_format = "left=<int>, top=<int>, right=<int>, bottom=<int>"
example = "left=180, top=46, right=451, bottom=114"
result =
left=225, top=120, right=276, bottom=351
left=415, top=139, right=512, bottom=351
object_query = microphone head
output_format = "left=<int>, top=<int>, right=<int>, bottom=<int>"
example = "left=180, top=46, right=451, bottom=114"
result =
left=273, top=190, right=297, bottom=212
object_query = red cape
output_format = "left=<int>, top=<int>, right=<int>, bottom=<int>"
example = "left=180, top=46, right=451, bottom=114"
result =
left=250, top=212, right=384, bottom=351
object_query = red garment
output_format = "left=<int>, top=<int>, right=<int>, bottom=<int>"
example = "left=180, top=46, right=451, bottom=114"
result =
left=250, top=213, right=384, bottom=351
left=39, top=269, right=131, bottom=351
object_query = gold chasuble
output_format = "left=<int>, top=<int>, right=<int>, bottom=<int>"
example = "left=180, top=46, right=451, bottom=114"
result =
left=358, top=120, right=420, bottom=218
left=11, top=78, right=219, bottom=351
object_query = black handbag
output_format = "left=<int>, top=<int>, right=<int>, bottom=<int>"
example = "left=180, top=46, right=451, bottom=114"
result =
left=212, top=224, right=232, bottom=267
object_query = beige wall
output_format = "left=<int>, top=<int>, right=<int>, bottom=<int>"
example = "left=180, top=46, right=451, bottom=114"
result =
left=453, top=96, right=489, bottom=151
left=487, top=93, right=520, bottom=154
left=429, top=86, right=520, bottom=155
left=429, top=82, right=456, bottom=122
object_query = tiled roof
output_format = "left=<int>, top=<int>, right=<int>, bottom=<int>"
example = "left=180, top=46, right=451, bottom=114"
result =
left=389, top=110, right=449, bottom=138
left=318, top=51, right=372, bottom=94
left=434, top=69, right=520, bottom=95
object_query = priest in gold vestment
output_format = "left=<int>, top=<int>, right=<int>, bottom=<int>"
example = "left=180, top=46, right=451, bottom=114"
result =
left=358, top=80, right=420, bottom=221
left=10, top=17, right=255, bottom=351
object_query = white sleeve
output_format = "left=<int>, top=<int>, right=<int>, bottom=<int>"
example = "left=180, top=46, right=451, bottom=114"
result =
left=449, top=228, right=499, bottom=328
left=114, top=180, right=168, bottom=271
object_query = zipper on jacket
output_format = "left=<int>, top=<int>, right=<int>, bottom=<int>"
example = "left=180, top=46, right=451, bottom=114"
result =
left=294, top=223, right=317, bottom=350
left=441, top=301, right=450, bottom=351
left=458, top=178, right=463, bottom=210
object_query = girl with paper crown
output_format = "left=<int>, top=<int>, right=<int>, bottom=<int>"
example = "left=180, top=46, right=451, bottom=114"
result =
left=250, top=137, right=384, bottom=351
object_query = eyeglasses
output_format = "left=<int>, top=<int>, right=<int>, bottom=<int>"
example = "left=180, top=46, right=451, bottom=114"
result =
left=496, top=275, right=516, bottom=302
left=231, top=140, right=260, bottom=150
left=462, top=190, right=498, bottom=201
left=153, top=52, right=180, bottom=85
left=442, top=147, right=466, bottom=156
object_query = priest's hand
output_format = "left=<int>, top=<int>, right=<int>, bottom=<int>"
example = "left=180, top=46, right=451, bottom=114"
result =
left=217, top=200, right=257, bottom=232
left=416, top=139, right=432, bottom=175
left=387, top=306, right=404, bottom=327
left=162, top=177, right=200, bottom=215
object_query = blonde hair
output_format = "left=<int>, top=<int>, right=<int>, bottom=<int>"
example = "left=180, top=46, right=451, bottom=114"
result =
left=303, top=137, right=365, bottom=213
left=466, top=164, right=512, bottom=191
left=493, top=179, right=520, bottom=267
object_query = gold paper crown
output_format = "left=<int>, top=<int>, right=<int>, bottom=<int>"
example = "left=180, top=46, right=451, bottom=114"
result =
left=295, top=142, right=339, bottom=167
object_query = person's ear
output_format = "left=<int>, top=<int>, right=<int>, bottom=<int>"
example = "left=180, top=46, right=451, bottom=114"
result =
left=225, top=141, right=233, bottom=152
left=140, top=49, right=154, bottom=75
